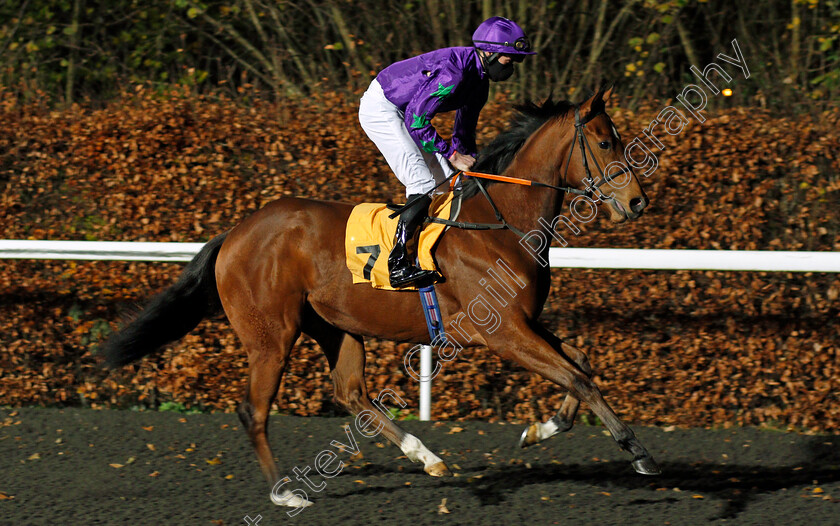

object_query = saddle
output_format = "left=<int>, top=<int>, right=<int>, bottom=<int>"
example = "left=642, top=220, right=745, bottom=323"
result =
left=345, top=192, right=461, bottom=291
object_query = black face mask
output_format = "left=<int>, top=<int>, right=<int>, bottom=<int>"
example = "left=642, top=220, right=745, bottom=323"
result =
left=483, top=54, right=515, bottom=82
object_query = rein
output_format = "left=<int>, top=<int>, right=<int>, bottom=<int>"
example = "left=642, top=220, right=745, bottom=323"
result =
left=390, top=105, right=630, bottom=247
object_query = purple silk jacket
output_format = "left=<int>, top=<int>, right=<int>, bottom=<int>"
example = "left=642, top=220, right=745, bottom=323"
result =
left=375, top=46, right=489, bottom=159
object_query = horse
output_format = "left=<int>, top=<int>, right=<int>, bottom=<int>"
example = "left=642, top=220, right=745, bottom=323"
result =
left=102, top=86, right=658, bottom=508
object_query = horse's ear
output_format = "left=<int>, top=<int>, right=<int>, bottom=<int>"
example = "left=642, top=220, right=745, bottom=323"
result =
left=601, top=83, right=615, bottom=103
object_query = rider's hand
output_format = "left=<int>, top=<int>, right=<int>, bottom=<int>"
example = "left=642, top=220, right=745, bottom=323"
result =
left=449, top=151, right=476, bottom=172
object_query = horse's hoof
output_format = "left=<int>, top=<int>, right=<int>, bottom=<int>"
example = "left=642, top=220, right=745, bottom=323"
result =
left=425, top=461, right=452, bottom=477
left=631, top=456, right=662, bottom=475
left=271, top=489, right=314, bottom=508
left=518, top=423, right=540, bottom=448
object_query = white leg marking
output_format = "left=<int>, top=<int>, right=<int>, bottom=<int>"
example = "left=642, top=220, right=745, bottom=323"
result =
left=399, top=433, right=443, bottom=469
left=537, top=417, right=561, bottom=441
left=270, top=489, right=313, bottom=508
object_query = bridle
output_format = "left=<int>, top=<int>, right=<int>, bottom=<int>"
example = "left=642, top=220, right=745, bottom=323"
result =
left=459, top=105, right=633, bottom=199
left=389, top=104, right=634, bottom=245
left=559, top=105, right=632, bottom=200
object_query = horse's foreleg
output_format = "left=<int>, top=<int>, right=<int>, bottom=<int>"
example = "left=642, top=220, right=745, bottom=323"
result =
left=519, top=394, right=580, bottom=448
left=325, top=331, right=451, bottom=477
left=520, top=331, right=591, bottom=447
left=493, top=323, right=661, bottom=475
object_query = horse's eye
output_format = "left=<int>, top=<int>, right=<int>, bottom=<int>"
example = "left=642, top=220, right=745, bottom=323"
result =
left=598, top=141, right=610, bottom=150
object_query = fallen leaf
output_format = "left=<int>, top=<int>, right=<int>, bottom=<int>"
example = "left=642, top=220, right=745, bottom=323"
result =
left=27, top=453, right=40, bottom=460
left=149, top=471, right=160, bottom=477
left=448, top=426, right=464, bottom=434
left=146, top=443, right=155, bottom=451
left=142, top=426, right=154, bottom=432
left=437, top=497, right=450, bottom=514
left=110, top=463, right=124, bottom=468
left=206, top=457, right=222, bottom=465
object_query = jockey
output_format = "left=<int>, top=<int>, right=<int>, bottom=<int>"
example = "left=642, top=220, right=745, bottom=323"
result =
left=359, top=16, right=536, bottom=288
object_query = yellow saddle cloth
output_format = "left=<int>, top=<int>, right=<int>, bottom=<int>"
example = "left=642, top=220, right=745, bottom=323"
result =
left=345, top=192, right=456, bottom=291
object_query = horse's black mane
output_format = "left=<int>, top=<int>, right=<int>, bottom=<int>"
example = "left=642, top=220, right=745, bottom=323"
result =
left=459, top=89, right=606, bottom=199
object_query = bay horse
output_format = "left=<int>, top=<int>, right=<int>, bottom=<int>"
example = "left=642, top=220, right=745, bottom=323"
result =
left=103, top=87, right=659, bottom=508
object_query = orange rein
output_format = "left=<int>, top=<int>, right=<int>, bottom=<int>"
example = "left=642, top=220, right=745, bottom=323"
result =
left=450, top=170, right=537, bottom=191
left=460, top=171, right=536, bottom=186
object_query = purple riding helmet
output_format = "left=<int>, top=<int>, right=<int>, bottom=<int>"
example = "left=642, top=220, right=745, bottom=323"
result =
left=472, top=16, right=536, bottom=81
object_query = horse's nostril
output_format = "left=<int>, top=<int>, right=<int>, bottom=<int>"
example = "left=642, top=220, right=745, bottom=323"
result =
left=629, top=197, right=646, bottom=213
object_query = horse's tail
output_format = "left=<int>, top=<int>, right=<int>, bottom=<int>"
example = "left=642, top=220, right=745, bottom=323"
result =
left=102, top=232, right=228, bottom=368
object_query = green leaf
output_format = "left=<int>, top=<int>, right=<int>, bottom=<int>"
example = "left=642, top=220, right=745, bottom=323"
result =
left=187, top=7, right=200, bottom=19
left=646, top=33, right=660, bottom=45
left=62, top=25, right=76, bottom=36
left=653, top=62, right=666, bottom=73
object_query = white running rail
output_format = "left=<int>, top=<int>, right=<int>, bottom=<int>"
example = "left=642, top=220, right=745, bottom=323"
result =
left=4, top=240, right=839, bottom=422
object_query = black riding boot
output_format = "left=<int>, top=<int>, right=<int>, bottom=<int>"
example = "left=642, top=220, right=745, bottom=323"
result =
left=388, top=194, right=438, bottom=288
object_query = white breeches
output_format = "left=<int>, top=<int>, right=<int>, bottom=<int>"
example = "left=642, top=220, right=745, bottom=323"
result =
left=359, top=79, right=454, bottom=197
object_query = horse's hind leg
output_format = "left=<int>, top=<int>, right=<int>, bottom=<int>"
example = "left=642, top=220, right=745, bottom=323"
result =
left=306, top=314, right=451, bottom=477
left=332, top=333, right=451, bottom=477
left=231, top=316, right=311, bottom=508
left=520, top=330, right=591, bottom=447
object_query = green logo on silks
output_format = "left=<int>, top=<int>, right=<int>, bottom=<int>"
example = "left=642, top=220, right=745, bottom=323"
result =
left=430, top=83, right=453, bottom=99
left=410, top=112, right=431, bottom=129
left=420, top=139, right=439, bottom=153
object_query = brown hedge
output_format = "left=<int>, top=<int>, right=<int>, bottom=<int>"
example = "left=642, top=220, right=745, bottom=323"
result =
left=1, top=86, right=838, bottom=432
